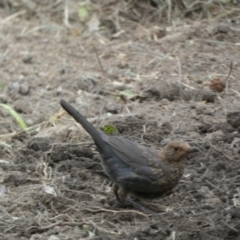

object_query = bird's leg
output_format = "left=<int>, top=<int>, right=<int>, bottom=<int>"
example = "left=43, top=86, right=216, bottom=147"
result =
left=112, top=187, right=153, bottom=213
left=112, top=184, right=130, bottom=208
left=118, top=189, right=129, bottom=201
left=112, top=184, right=120, bottom=201
left=113, top=184, right=129, bottom=201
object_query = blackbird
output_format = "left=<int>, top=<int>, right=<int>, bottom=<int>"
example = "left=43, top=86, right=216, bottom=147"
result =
left=60, top=99, right=198, bottom=202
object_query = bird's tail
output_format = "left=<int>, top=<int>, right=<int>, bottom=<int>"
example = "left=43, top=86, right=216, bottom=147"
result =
left=60, top=99, right=104, bottom=145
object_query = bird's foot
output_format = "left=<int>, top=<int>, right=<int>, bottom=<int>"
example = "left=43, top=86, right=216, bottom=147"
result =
left=113, top=198, right=154, bottom=214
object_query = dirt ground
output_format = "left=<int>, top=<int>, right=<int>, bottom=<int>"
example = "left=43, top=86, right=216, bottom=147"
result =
left=0, top=1, right=240, bottom=239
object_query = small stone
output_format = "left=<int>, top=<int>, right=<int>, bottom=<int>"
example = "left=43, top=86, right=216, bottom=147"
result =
left=227, top=112, right=240, bottom=128
left=27, top=138, right=51, bottom=151
left=0, top=94, right=7, bottom=103
left=203, top=108, right=214, bottom=115
left=56, top=86, right=62, bottom=96
left=189, top=101, right=197, bottom=109
left=19, top=83, right=30, bottom=95
left=160, top=98, right=169, bottom=105
left=198, top=186, right=214, bottom=198
left=7, top=82, right=20, bottom=95
left=76, top=75, right=99, bottom=92
left=22, top=55, right=33, bottom=64
left=7, top=82, right=30, bottom=96
left=48, top=235, right=60, bottom=240
left=217, top=23, right=229, bottom=33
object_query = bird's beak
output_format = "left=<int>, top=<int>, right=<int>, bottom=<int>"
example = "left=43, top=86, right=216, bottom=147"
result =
left=189, top=147, right=199, bottom=153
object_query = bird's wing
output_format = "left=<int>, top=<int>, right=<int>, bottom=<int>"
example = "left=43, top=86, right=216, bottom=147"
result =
left=105, top=136, right=169, bottom=180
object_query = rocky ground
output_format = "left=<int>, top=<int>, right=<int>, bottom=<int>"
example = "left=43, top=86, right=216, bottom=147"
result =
left=0, top=1, right=240, bottom=239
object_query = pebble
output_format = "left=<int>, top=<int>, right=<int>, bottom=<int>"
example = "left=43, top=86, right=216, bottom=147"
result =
left=7, top=82, right=30, bottom=96
left=0, top=94, right=7, bottom=103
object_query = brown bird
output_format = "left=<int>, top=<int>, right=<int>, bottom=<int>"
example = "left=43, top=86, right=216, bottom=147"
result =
left=60, top=99, right=198, bottom=203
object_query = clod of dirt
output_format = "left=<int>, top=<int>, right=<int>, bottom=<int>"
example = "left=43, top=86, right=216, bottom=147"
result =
left=160, top=122, right=172, bottom=134
left=75, top=75, right=102, bottom=93
left=185, top=89, right=216, bottom=102
left=143, top=83, right=216, bottom=102
left=33, top=126, right=70, bottom=142
left=206, top=130, right=224, bottom=143
left=27, top=138, right=52, bottom=151
left=217, top=123, right=236, bottom=133
left=14, top=99, right=32, bottom=114
left=105, top=102, right=120, bottom=114
left=217, top=23, right=230, bottom=33
left=7, top=82, right=20, bottom=95
left=226, top=208, right=240, bottom=219
left=226, top=112, right=240, bottom=128
left=198, top=122, right=235, bottom=135
left=213, top=161, right=226, bottom=171
left=196, top=104, right=207, bottom=115
left=209, top=78, right=225, bottom=92
left=143, top=88, right=161, bottom=100
left=50, top=145, right=94, bottom=162
left=100, top=19, right=117, bottom=36
left=3, top=172, right=28, bottom=186
left=196, top=106, right=212, bottom=115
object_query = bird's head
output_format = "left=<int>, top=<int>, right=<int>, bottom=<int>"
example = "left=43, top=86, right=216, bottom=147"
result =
left=162, top=141, right=199, bottom=163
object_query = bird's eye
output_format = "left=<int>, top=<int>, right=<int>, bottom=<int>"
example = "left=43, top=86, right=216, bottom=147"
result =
left=174, top=147, right=179, bottom=151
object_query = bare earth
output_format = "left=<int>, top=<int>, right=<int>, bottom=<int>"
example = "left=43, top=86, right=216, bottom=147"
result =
left=0, top=1, right=240, bottom=239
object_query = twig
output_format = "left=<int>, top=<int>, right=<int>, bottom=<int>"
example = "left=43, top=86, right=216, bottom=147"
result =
left=210, top=144, right=233, bottom=161
left=176, top=56, right=182, bottom=86
left=59, top=188, right=95, bottom=196
left=88, top=220, right=121, bottom=235
left=0, top=10, right=26, bottom=25
left=171, top=231, right=176, bottom=240
left=176, top=56, right=183, bottom=98
left=62, top=111, right=141, bottom=125
left=231, top=89, right=240, bottom=96
left=224, top=61, right=233, bottom=93
left=93, top=45, right=106, bottom=78
left=198, top=39, right=234, bottom=45
left=63, top=0, right=71, bottom=28
left=166, top=0, right=172, bottom=23
left=26, top=221, right=63, bottom=232
left=51, top=142, right=93, bottom=146
left=0, top=121, right=47, bottom=142
left=88, top=113, right=142, bottom=124
left=21, top=25, right=48, bottom=36
left=0, top=49, right=9, bottom=67
left=84, top=207, right=149, bottom=217
left=96, top=101, right=107, bottom=129
left=178, top=81, right=196, bottom=90
left=222, top=221, right=239, bottom=233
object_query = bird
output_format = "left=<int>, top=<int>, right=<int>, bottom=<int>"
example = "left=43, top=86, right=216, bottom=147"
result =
left=60, top=99, right=199, bottom=203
